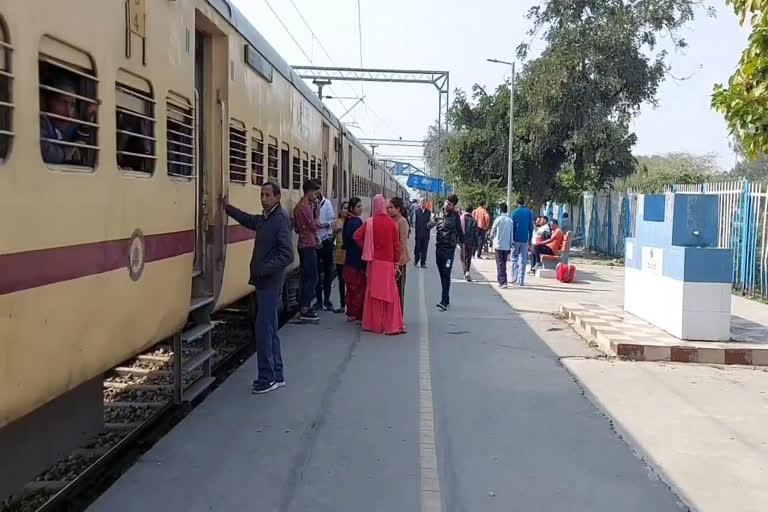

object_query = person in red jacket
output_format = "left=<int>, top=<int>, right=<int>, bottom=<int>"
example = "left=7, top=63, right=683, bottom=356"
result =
left=353, top=194, right=404, bottom=335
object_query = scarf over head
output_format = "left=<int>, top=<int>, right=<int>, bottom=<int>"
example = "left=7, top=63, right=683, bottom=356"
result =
left=362, top=194, right=388, bottom=262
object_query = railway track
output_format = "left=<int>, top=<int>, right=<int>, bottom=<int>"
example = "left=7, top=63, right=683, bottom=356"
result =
left=1, top=299, right=288, bottom=512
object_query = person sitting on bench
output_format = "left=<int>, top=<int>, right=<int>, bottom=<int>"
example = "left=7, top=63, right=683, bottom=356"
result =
left=531, top=219, right=564, bottom=272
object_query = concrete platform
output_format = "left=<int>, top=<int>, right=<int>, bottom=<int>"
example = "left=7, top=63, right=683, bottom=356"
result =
left=563, top=359, right=768, bottom=512
left=562, top=303, right=768, bottom=365
left=87, top=244, right=684, bottom=512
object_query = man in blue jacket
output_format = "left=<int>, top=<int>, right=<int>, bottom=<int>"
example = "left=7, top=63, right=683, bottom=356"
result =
left=222, top=182, right=294, bottom=394
left=511, top=194, right=535, bottom=286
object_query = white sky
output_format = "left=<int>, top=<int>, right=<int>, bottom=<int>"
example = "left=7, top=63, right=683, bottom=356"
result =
left=231, top=0, right=750, bottom=172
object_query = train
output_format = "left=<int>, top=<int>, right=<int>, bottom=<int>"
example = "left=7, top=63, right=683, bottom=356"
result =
left=0, top=0, right=409, bottom=498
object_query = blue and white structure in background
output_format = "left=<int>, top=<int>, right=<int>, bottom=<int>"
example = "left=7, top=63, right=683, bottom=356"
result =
left=624, top=193, right=733, bottom=341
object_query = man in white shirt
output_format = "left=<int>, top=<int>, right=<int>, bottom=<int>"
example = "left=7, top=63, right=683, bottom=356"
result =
left=314, top=184, right=336, bottom=311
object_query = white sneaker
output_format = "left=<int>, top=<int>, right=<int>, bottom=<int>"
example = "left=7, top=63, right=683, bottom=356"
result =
left=500, top=283, right=508, bottom=289
left=252, top=381, right=279, bottom=394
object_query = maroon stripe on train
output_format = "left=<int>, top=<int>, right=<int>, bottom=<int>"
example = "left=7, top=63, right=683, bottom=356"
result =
left=228, top=224, right=256, bottom=244
left=0, top=230, right=195, bottom=296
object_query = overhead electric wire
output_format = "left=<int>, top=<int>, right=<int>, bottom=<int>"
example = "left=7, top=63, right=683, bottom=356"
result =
left=361, top=98, right=399, bottom=138
left=263, top=0, right=312, bottom=63
left=284, top=0, right=370, bottom=129
left=262, top=0, right=400, bottom=141
left=288, top=0, right=336, bottom=64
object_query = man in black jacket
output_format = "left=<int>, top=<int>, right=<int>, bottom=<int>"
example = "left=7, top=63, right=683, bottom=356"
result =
left=428, top=194, right=464, bottom=310
left=413, top=198, right=432, bottom=268
left=222, top=182, right=294, bottom=394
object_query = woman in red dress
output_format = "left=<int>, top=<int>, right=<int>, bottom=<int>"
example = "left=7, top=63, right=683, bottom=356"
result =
left=353, top=194, right=404, bottom=335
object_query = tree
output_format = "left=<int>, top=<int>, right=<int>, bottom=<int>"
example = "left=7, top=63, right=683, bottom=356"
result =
left=423, top=122, right=453, bottom=178
left=427, top=0, right=705, bottom=208
left=730, top=138, right=768, bottom=180
left=712, top=1, right=768, bottom=158
left=519, top=0, right=705, bottom=184
left=613, top=152, right=721, bottom=192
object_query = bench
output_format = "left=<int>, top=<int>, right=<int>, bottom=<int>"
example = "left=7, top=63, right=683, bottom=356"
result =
left=540, top=231, right=572, bottom=270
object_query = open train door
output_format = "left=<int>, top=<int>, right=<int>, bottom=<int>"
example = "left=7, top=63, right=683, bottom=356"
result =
left=191, top=12, right=228, bottom=307
left=171, top=11, right=230, bottom=404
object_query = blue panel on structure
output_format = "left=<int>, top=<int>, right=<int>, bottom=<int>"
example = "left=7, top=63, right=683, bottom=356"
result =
left=624, top=237, right=642, bottom=270
left=661, top=246, right=686, bottom=281
left=635, top=217, right=673, bottom=249
left=653, top=246, right=732, bottom=283
left=643, top=195, right=666, bottom=222
left=683, top=248, right=734, bottom=283
left=671, top=194, right=719, bottom=247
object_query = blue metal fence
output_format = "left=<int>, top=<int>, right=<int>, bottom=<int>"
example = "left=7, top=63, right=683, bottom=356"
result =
left=546, top=180, right=768, bottom=299
left=544, top=191, right=635, bottom=259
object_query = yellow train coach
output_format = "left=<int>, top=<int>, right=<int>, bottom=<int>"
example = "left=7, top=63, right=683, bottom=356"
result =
left=0, top=0, right=408, bottom=497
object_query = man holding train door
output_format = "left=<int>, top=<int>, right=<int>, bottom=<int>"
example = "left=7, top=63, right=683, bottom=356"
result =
left=221, top=182, right=294, bottom=394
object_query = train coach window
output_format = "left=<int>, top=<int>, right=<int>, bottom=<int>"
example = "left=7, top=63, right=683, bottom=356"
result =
left=229, top=119, right=247, bottom=183
left=302, top=153, right=309, bottom=184
left=166, top=92, right=195, bottom=178
left=280, top=143, right=290, bottom=189
left=292, top=149, right=301, bottom=189
left=310, top=156, right=316, bottom=181
left=251, top=129, right=264, bottom=186
left=38, top=37, right=99, bottom=169
left=116, top=71, right=156, bottom=175
left=0, top=18, right=12, bottom=162
left=267, top=137, right=279, bottom=183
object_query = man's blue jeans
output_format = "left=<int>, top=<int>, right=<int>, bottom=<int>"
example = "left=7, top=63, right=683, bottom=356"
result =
left=511, top=241, right=529, bottom=285
left=298, top=247, right=318, bottom=309
left=254, top=288, right=283, bottom=385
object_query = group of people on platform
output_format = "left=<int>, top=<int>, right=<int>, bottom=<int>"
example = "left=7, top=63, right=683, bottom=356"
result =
left=221, top=180, right=565, bottom=394
left=221, top=181, right=421, bottom=394
left=490, top=196, right=568, bottom=287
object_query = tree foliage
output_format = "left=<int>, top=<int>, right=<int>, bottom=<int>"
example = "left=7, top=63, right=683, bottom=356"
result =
left=613, top=152, right=720, bottom=193
left=423, top=122, right=453, bottom=177
left=712, top=0, right=768, bottom=158
left=427, top=0, right=707, bottom=207
left=729, top=137, right=768, bottom=180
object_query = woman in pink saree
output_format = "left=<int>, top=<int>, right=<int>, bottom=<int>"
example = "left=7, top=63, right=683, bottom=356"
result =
left=353, top=195, right=404, bottom=334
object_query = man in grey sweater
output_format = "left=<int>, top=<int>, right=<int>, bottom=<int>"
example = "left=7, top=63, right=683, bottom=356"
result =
left=222, top=182, right=294, bottom=394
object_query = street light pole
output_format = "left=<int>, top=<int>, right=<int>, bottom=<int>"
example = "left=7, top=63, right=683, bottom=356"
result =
left=487, top=58, right=515, bottom=208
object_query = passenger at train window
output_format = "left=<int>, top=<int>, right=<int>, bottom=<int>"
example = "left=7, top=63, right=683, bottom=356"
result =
left=40, top=76, right=96, bottom=165
left=117, top=110, right=153, bottom=172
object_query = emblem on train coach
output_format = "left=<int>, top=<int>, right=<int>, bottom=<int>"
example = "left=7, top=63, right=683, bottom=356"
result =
left=128, top=229, right=145, bottom=281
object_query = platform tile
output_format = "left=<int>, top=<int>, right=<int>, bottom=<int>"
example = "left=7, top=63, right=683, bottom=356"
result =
left=560, top=303, right=768, bottom=367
